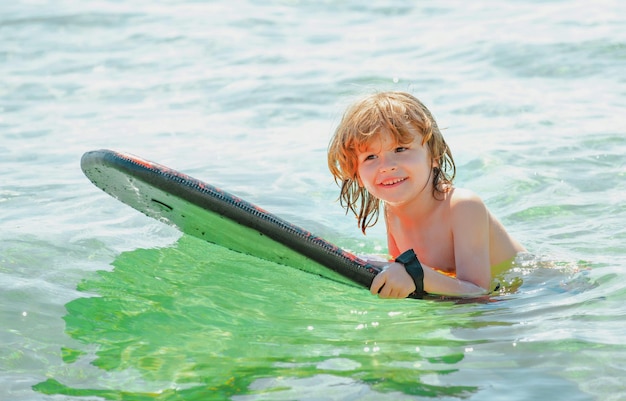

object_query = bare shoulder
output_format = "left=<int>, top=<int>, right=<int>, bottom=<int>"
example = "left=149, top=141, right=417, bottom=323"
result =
left=448, top=188, right=487, bottom=215
left=451, top=188, right=526, bottom=260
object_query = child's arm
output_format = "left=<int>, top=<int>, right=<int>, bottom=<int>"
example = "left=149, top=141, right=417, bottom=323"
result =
left=449, top=189, right=492, bottom=289
left=370, top=262, right=488, bottom=298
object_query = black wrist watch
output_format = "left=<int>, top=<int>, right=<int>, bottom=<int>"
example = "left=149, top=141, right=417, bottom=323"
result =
left=395, top=249, right=426, bottom=299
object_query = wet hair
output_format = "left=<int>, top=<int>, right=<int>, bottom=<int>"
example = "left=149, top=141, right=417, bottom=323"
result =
left=328, top=91, right=456, bottom=234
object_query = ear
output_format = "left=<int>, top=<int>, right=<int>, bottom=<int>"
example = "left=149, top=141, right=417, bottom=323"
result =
left=431, top=157, right=440, bottom=169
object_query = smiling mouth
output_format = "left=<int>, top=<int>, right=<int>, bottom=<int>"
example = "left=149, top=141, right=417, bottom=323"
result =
left=380, top=177, right=407, bottom=186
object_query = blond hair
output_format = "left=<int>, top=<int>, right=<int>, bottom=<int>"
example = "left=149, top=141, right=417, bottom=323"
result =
left=328, top=91, right=455, bottom=234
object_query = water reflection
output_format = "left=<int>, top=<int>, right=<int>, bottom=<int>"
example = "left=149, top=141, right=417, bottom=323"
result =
left=34, top=235, right=504, bottom=399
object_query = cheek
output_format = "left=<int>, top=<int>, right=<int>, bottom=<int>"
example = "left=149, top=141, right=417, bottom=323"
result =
left=357, top=161, right=373, bottom=174
left=356, top=164, right=374, bottom=187
left=355, top=168, right=365, bottom=187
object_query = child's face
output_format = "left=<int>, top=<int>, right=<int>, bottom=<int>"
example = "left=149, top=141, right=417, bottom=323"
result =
left=356, top=129, right=434, bottom=206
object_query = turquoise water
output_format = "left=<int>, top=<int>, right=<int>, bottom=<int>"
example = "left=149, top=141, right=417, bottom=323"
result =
left=2, top=0, right=625, bottom=399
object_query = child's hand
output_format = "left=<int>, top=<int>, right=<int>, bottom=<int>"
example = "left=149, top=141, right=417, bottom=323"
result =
left=370, top=263, right=416, bottom=298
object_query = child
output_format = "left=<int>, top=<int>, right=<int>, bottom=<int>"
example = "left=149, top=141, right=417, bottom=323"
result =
left=328, top=91, right=525, bottom=298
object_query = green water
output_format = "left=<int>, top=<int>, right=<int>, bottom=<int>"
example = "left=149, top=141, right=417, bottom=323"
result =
left=29, top=236, right=608, bottom=400
left=2, top=0, right=625, bottom=399
left=37, top=236, right=484, bottom=398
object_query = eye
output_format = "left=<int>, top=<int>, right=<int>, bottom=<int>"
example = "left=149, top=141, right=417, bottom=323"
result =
left=395, top=146, right=409, bottom=153
left=363, top=154, right=377, bottom=161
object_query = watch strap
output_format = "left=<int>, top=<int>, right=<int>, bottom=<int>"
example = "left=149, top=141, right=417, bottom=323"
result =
left=395, top=249, right=426, bottom=299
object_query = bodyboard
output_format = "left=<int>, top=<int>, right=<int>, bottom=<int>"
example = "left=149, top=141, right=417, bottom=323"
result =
left=80, top=149, right=384, bottom=290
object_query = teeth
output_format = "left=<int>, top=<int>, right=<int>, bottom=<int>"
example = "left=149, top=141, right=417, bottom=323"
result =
left=382, top=178, right=404, bottom=186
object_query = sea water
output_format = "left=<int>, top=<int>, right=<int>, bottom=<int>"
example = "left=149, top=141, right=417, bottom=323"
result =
left=1, top=0, right=625, bottom=400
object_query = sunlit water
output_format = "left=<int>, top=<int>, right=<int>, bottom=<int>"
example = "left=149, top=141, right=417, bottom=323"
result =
left=2, top=0, right=625, bottom=400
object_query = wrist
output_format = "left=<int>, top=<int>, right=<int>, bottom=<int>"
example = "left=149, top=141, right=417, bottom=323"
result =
left=395, top=249, right=426, bottom=299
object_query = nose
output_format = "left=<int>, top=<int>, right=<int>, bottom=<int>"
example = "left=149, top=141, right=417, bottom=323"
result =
left=378, top=154, right=397, bottom=173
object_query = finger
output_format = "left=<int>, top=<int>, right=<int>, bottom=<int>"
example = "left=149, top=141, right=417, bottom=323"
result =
left=379, top=282, right=396, bottom=298
left=370, top=272, right=386, bottom=295
left=390, top=286, right=408, bottom=299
